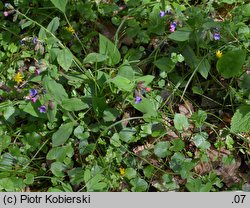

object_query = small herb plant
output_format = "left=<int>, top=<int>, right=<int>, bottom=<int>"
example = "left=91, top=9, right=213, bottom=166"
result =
left=0, top=0, right=249, bottom=192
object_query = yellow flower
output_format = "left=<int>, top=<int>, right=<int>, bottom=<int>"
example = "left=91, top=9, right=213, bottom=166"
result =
left=14, top=72, right=24, bottom=84
left=119, top=167, right=125, bottom=176
left=216, top=50, right=223, bottom=58
left=65, top=26, right=75, bottom=34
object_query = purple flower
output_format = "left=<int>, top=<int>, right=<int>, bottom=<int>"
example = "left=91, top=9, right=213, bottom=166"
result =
left=159, top=10, right=166, bottom=18
left=135, top=96, right=142, bottom=104
left=33, top=38, right=37, bottom=44
left=38, top=105, right=46, bottom=113
left=213, top=32, right=220, bottom=40
left=31, top=97, right=38, bottom=103
left=29, top=89, right=38, bottom=98
left=170, top=22, right=177, bottom=33
left=35, top=69, right=41, bottom=76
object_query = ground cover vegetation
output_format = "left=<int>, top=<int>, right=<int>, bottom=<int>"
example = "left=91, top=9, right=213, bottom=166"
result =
left=0, top=0, right=249, bottom=192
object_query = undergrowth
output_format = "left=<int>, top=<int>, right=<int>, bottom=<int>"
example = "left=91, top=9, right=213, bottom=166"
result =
left=0, top=0, right=249, bottom=192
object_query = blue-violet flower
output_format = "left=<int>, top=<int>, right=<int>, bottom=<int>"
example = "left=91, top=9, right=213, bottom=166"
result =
left=213, top=32, right=220, bottom=40
left=135, top=96, right=142, bottom=104
left=170, top=22, right=177, bottom=33
left=29, top=89, right=38, bottom=98
left=159, top=10, right=166, bottom=18
left=38, top=105, right=46, bottom=113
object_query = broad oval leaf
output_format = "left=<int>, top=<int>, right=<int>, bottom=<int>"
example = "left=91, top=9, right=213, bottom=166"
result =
left=231, top=105, right=250, bottom=133
left=99, top=33, right=121, bottom=66
left=109, top=75, right=133, bottom=91
left=47, top=17, right=60, bottom=34
left=57, top=48, right=73, bottom=71
left=43, top=75, right=68, bottom=102
left=168, top=28, right=191, bottom=42
left=197, top=58, right=210, bottom=79
left=217, top=49, right=246, bottom=78
left=154, top=141, right=171, bottom=158
left=174, top=113, right=189, bottom=132
left=132, top=98, right=158, bottom=117
left=61, top=98, right=88, bottom=111
left=52, top=122, right=74, bottom=147
left=83, top=53, right=108, bottom=64
left=193, top=132, right=211, bottom=150
left=50, top=0, right=68, bottom=13
left=50, top=162, right=66, bottom=177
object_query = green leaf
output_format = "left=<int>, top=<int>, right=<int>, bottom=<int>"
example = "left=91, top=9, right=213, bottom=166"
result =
left=84, top=169, right=91, bottom=183
left=186, top=178, right=212, bottom=192
left=73, top=126, right=88, bottom=140
left=169, top=152, right=196, bottom=179
left=118, top=63, right=135, bottom=80
left=50, top=0, right=68, bottom=13
left=119, top=128, right=137, bottom=143
left=68, top=168, right=85, bottom=185
left=110, top=133, right=121, bottom=147
left=47, top=147, right=67, bottom=162
left=47, top=101, right=57, bottom=123
left=50, top=162, right=66, bottom=177
left=143, top=165, right=155, bottom=179
left=92, top=96, right=108, bottom=117
left=131, top=178, right=148, bottom=192
left=3, top=106, right=15, bottom=123
left=0, top=135, right=11, bottom=154
left=168, top=28, right=191, bottom=41
left=23, top=102, right=47, bottom=118
left=125, top=168, right=137, bottom=180
left=154, top=141, right=171, bottom=158
left=193, top=132, right=211, bottom=150
left=83, top=53, right=108, bottom=64
left=79, top=143, right=96, bottom=155
left=231, top=105, right=250, bottom=133
left=191, top=110, right=207, bottom=128
left=0, top=178, right=15, bottom=191
left=61, top=98, right=88, bottom=111
left=24, top=174, right=34, bottom=185
left=241, top=4, right=250, bottom=17
left=197, top=58, right=210, bottom=79
left=84, top=171, right=107, bottom=191
left=109, top=75, right=133, bottom=92
left=52, top=122, right=74, bottom=147
left=182, top=46, right=197, bottom=68
left=47, top=17, right=60, bottom=34
left=154, top=57, right=175, bottom=74
left=38, top=28, right=47, bottom=39
left=174, top=114, right=189, bottom=132
left=99, top=33, right=121, bottom=66
left=132, top=98, right=158, bottom=117
left=217, top=49, right=246, bottom=78
left=170, top=139, right=185, bottom=152
left=134, top=75, right=155, bottom=86
left=103, top=108, right=120, bottom=122
left=57, top=48, right=73, bottom=71
left=47, top=145, right=73, bottom=162
left=43, top=75, right=68, bottom=102
left=21, top=20, right=33, bottom=30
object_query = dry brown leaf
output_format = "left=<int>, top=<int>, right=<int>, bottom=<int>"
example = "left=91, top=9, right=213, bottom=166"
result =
left=133, top=142, right=153, bottom=155
left=194, top=147, right=242, bottom=187
left=215, top=158, right=241, bottom=187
